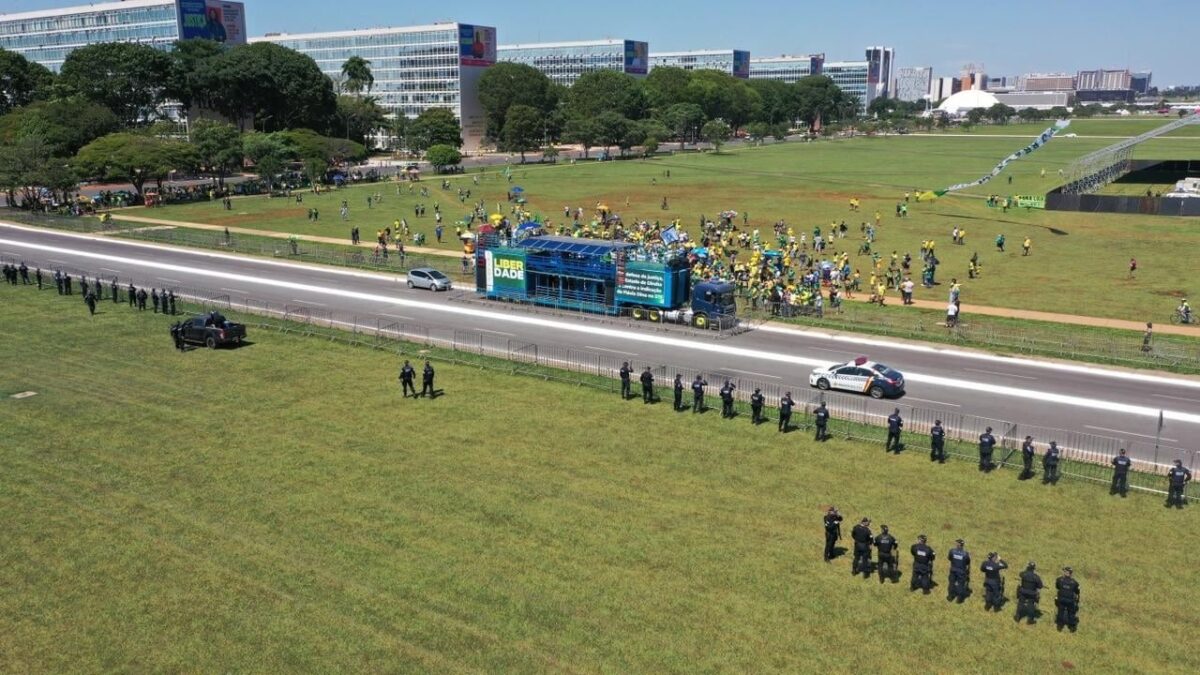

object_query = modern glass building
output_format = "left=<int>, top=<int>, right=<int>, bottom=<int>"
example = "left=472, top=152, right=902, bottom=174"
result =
left=749, top=51, right=884, bottom=113
left=0, top=0, right=178, bottom=72
left=253, top=22, right=497, bottom=151
left=749, top=54, right=825, bottom=83
left=649, top=49, right=750, bottom=78
left=498, top=39, right=648, bottom=87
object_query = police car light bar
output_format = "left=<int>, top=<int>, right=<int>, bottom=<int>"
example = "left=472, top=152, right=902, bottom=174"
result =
left=854, top=356, right=868, bottom=366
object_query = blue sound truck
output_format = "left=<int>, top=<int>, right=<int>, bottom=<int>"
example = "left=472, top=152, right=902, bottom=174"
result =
left=475, top=234, right=737, bottom=328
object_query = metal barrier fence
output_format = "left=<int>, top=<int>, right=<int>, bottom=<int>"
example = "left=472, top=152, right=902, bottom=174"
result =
left=4, top=251, right=1195, bottom=504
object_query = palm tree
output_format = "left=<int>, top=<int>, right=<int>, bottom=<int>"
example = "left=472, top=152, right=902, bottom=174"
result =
left=341, top=56, right=374, bottom=96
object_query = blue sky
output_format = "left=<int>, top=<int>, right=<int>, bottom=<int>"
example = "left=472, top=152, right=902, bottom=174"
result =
left=7, top=0, right=1196, bottom=85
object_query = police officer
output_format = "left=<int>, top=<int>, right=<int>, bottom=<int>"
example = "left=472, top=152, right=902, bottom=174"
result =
left=136, top=288, right=148, bottom=311
left=1111, top=448, right=1132, bottom=497
left=977, top=427, right=997, bottom=472
left=750, top=388, right=765, bottom=425
left=109, top=278, right=119, bottom=304
left=84, top=290, right=97, bottom=316
left=35, top=267, right=43, bottom=290
left=947, top=539, right=971, bottom=603
left=1020, top=436, right=1036, bottom=480
left=823, top=506, right=842, bottom=561
left=910, top=534, right=935, bottom=594
left=673, top=374, right=684, bottom=411
left=850, top=517, right=873, bottom=579
left=18, top=262, right=29, bottom=284
left=885, top=408, right=903, bottom=452
left=1166, top=459, right=1192, bottom=508
left=167, top=290, right=177, bottom=316
left=930, top=419, right=946, bottom=463
left=619, top=362, right=632, bottom=400
left=640, top=366, right=655, bottom=404
left=170, top=321, right=184, bottom=350
left=779, top=392, right=794, bottom=432
left=691, top=374, right=707, bottom=413
left=980, top=552, right=1009, bottom=611
left=720, top=380, right=736, bottom=418
left=814, top=402, right=829, bottom=441
left=1054, top=566, right=1080, bottom=632
left=1042, top=441, right=1061, bottom=485
left=398, top=360, right=416, bottom=397
left=128, top=283, right=137, bottom=307
left=79, top=277, right=89, bottom=299
left=53, top=270, right=63, bottom=295
left=874, top=524, right=898, bottom=583
left=420, top=360, right=436, bottom=398
left=1015, top=562, right=1043, bottom=624
left=63, top=273, right=71, bottom=295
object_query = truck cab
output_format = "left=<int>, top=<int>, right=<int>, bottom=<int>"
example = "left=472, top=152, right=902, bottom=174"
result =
left=690, top=280, right=738, bottom=329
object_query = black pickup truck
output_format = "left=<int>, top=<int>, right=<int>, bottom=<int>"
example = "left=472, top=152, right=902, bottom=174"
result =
left=177, top=311, right=247, bottom=348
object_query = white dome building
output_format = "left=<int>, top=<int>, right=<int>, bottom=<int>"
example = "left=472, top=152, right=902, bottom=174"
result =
left=937, top=90, right=1000, bottom=116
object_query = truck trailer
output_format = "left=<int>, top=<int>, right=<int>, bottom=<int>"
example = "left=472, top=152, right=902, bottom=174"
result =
left=475, top=234, right=737, bottom=328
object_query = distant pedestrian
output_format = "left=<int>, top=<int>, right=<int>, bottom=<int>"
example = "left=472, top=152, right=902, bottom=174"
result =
left=1128, top=257, right=1137, bottom=278
left=1141, top=322, right=1153, bottom=353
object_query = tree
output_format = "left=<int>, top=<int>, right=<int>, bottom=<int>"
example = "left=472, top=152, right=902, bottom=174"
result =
left=563, top=116, right=600, bottom=158
left=568, top=70, right=647, bottom=121
left=638, top=119, right=670, bottom=155
left=794, top=75, right=850, bottom=129
left=660, top=102, right=705, bottom=149
left=986, top=103, right=1017, bottom=124
left=0, top=135, right=76, bottom=209
left=57, top=43, right=173, bottom=126
left=702, top=119, right=732, bottom=153
left=500, top=104, right=543, bottom=162
left=190, top=119, right=242, bottom=188
left=388, top=114, right=410, bottom=153
left=0, top=48, right=54, bottom=116
left=73, top=132, right=196, bottom=198
left=748, top=79, right=792, bottom=125
left=425, top=144, right=462, bottom=172
left=1017, top=107, right=1044, bottom=122
left=746, top=121, right=771, bottom=143
left=409, top=108, right=462, bottom=151
left=477, top=62, right=553, bottom=140
left=165, top=39, right=225, bottom=110
left=966, top=108, right=987, bottom=126
left=334, top=94, right=387, bottom=145
left=340, top=56, right=374, bottom=95
left=593, top=111, right=630, bottom=156
left=643, top=66, right=692, bottom=111
left=241, top=132, right=288, bottom=191
left=196, top=42, right=337, bottom=132
left=542, top=145, right=560, bottom=163
left=1048, top=106, right=1070, bottom=120
left=0, top=97, right=119, bottom=156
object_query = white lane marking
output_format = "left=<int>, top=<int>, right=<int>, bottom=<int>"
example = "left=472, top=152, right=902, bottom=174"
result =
left=1152, top=393, right=1200, bottom=405
left=477, top=328, right=515, bottom=337
left=220, top=287, right=248, bottom=294
left=158, top=277, right=182, bottom=283
left=294, top=299, right=326, bottom=307
left=100, top=267, right=121, bottom=273
left=724, top=368, right=782, bottom=380
left=964, top=367, right=1039, bottom=381
left=49, top=258, right=69, bottom=264
left=810, top=347, right=851, bottom=354
left=757, top=323, right=1200, bottom=390
left=381, top=313, right=415, bottom=320
left=905, top=397, right=963, bottom=408
left=5, top=234, right=1200, bottom=427
left=1085, top=425, right=1178, bottom=442
left=585, top=346, right=637, bottom=356
left=0, top=221, right=410, bottom=284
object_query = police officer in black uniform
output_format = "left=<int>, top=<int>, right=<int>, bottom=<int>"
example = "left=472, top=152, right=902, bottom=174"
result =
left=137, top=287, right=148, bottom=310
left=778, top=392, right=794, bottom=432
left=110, top=278, right=119, bottom=303
left=35, top=267, right=43, bottom=290
left=814, top=402, right=830, bottom=441
left=640, top=366, right=654, bottom=404
left=168, top=290, right=177, bottom=315
left=399, top=360, right=416, bottom=397
left=18, top=262, right=29, bottom=284
left=980, top=552, right=1009, bottom=611
left=691, top=374, right=707, bottom=413
left=420, top=360, right=435, bottom=398
left=673, top=374, right=684, bottom=411
left=84, top=290, right=97, bottom=316
left=1020, top=436, right=1036, bottom=480
left=823, top=506, right=842, bottom=561
left=1015, top=562, right=1043, bottom=624
left=947, top=539, right=972, bottom=603
left=619, top=362, right=632, bottom=400
left=885, top=408, right=903, bottom=452
left=930, top=419, right=946, bottom=463
left=874, top=524, right=898, bottom=583
left=151, top=288, right=160, bottom=313
left=719, top=380, right=736, bottom=418
left=128, top=283, right=137, bottom=307
left=63, top=273, right=71, bottom=295
left=978, top=427, right=997, bottom=472
left=750, top=388, right=764, bottom=424
left=53, top=270, right=63, bottom=295
left=1166, top=459, right=1192, bottom=508
left=80, top=276, right=89, bottom=299
left=170, top=321, right=184, bottom=350
left=1054, top=566, right=1080, bottom=632
left=1111, top=448, right=1132, bottom=496
left=850, top=517, right=873, bottom=579
left=1042, top=441, right=1061, bottom=485
left=910, top=534, right=935, bottom=594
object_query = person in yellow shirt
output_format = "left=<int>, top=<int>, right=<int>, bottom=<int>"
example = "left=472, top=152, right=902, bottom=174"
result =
left=1023, top=237, right=1032, bottom=256
left=876, top=282, right=887, bottom=306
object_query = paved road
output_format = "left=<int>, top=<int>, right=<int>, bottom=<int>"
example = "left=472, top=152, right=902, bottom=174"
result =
left=3, top=221, right=1198, bottom=466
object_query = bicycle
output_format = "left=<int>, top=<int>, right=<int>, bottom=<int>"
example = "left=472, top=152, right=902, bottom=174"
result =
left=1170, top=309, right=1194, bottom=325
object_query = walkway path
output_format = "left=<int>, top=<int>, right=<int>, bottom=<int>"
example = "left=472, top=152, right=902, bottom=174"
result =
left=106, top=213, right=1199, bottom=337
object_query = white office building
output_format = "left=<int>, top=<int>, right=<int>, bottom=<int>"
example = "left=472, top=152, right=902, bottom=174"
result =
left=895, top=66, right=933, bottom=102
left=0, top=0, right=246, bottom=72
left=650, top=49, right=749, bottom=78
left=749, top=53, right=825, bottom=83
left=498, top=39, right=648, bottom=88
left=253, top=22, right=497, bottom=151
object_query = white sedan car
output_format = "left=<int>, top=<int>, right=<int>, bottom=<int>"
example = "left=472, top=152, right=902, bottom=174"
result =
left=809, top=356, right=905, bottom=399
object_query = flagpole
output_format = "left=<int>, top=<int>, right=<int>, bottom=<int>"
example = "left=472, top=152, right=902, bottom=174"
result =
left=1154, top=410, right=1164, bottom=464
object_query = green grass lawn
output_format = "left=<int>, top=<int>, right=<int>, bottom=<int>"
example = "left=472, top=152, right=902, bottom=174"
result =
left=1, top=285, right=1196, bottom=673
left=130, top=120, right=1200, bottom=322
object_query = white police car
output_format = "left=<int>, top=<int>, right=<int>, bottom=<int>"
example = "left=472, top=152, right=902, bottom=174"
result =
left=809, top=356, right=905, bottom=399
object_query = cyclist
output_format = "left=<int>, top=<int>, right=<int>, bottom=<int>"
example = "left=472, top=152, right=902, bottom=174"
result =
left=1177, top=299, right=1192, bottom=324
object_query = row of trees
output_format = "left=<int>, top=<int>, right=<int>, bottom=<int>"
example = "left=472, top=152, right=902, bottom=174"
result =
left=475, top=63, right=860, bottom=159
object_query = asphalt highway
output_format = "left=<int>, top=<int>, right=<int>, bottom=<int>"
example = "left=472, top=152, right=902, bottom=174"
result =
left=3, top=221, right=1198, bottom=466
